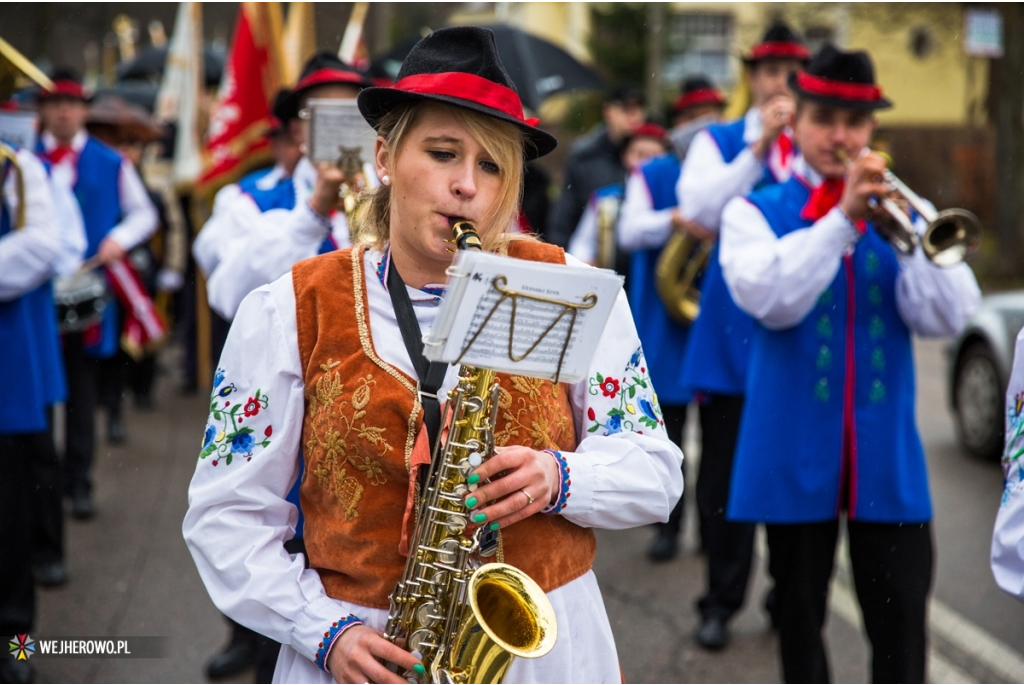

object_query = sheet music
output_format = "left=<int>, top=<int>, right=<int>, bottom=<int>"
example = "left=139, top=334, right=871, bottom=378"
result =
left=306, top=99, right=378, bottom=166
left=424, top=250, right=623, bottom=383
left=0, top=111, right=38, bottom=150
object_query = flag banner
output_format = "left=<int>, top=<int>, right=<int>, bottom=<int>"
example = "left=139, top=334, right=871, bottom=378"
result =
left=197, top=2, right=283, bottom=192
left=105, top=258, right=168, bottom=360
left=282, top=2, right=317, bottom=86
left=154, top=2, right=203, bottom=187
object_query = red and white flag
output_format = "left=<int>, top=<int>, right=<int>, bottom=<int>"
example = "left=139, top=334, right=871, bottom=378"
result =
left=106, top=259, right=168, bottom=359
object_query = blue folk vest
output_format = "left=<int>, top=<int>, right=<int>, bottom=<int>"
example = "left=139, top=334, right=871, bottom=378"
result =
left=0, top=154, right=67, bottom=434
left=677, top=118, right=769, bottom=397
left=727, top=176, right=931, bottom=524
left=628, top=154, right=691, bottom=406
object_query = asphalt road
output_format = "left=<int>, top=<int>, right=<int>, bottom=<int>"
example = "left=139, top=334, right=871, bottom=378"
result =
left=27, top=338, right=1024, bottom=683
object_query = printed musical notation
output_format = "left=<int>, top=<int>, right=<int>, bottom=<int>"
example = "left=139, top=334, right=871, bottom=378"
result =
left=424, top=251, right=622, bottom=383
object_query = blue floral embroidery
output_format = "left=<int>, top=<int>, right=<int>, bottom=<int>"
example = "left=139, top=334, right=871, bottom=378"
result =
left=199, top=367, right=273, bottom=466
left=586, top=345, right=665, bottom=435
left=1002, top=390, right=1024, bottom=505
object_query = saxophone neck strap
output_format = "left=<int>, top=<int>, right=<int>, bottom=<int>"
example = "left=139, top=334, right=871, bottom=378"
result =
left=386, top=260, right=448, bottom=453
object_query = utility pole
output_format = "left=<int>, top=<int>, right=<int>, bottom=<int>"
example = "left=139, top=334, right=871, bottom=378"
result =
left=645, top=3, right=664, bottom=113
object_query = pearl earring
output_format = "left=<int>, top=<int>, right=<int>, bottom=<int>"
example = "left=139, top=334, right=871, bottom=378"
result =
left=381, top=175, right=391, bottom=186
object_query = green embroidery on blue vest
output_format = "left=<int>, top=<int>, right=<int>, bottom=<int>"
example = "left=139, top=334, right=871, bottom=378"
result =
left=817, top=288, right=833, bottom=308
left=815, top=378, right=830, bottom=402
left=871, top=347, right=885, bottom=371
left=868, top=283, right=882, bottom=306
left=869, top=316, right=885, bottom=340
left=816, top=345, right=833, bottom=371
left=866, top=251, right=880, bottom=275
left=817, top=315, right=833, bottom=339
left=870, top=378, right=886, bottom=403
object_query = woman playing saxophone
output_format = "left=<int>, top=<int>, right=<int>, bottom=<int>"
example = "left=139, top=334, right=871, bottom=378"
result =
left=183, top=27, right=683, bottom=684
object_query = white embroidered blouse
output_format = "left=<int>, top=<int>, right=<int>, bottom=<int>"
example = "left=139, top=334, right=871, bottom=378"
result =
left=182, top=247, right=684, bottom=683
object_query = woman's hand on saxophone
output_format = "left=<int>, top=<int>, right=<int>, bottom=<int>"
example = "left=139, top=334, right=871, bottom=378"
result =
left=328, top=625, right=424, bottom=684
left=464, top=446, right=561, bottom=529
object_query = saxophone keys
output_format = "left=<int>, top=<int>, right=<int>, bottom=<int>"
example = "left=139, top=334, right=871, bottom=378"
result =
left=415, top=601, right=442, bottom=627
left=446, top=514, right=467, bottom=535
left=467, top=451, right=483, bottom=467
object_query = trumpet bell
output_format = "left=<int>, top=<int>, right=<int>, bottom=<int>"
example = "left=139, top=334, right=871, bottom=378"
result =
left=922, top=208, right=982, bottom=268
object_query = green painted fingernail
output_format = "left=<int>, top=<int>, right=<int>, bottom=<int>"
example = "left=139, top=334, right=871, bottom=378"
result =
left=467, top=473, right=480, bottom=485
left=490, top=522, right=500, bottom=531
left=413, top=663, right=425, bottom=675
left=473, top=512, right=487, bottom=524
left=466, top=496, right=478, bottom=509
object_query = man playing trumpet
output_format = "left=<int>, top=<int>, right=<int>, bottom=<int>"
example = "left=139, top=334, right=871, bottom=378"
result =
left=720, top=45, right=981, bottom=682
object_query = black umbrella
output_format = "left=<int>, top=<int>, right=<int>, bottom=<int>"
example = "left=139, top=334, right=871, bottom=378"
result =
left=371, top=25, right=604, bottom=112
left=117, top=46, right=226, bottom=88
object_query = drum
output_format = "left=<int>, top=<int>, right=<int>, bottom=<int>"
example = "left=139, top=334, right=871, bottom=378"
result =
left=54, top=270, right=110, bottom=333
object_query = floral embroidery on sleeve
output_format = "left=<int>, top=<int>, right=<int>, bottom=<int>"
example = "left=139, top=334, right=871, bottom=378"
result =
left=199, top=367, right=274, bottom=466
left=1002, top=390, right=1024, bottom=505
left=586, top=346, right=664, bottom=435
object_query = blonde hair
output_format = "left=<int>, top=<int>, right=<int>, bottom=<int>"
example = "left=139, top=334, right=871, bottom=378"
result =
left=356, top=101, right=537, bottom=254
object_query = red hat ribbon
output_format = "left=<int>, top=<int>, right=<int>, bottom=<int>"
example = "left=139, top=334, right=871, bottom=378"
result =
left=393, top=72, right=540, bottom=126
left=750, top=41, right=811, bottom=62
left=295, top=68, right=368, bottom=93
left=40, top=79, right=87, bottom=101
left=796, top=72, right=883, bottom=102
left=673, top=88, right=725, bottom=112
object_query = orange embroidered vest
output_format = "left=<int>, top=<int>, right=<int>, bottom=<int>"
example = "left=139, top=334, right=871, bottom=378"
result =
left=292, top=243, right=596, bottom=609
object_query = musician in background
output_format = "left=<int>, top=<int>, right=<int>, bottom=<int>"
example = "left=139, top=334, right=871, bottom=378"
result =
left=547, top=85, right=646, bottom=248
left=566, top=121, right=671, bottom=280
left=616, top=76, right=726, bottom=566
left=36, top=70, right=158, bottom=519
left=183, top=27, right=682, bottom=683
left=199, top=53, right=374, bottom=323
left=0, top=142, right=64, bottom=684
left=675, top=24, right=808, bottom=650
left=720, top=45, right=980, bottom=682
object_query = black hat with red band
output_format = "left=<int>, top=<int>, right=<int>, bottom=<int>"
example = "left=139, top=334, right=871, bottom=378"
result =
left=789, top=43, right=892, bottom=112
left=357, top=26, right=557, bottom=160
left=37, top=68, right=89, bottom=103
left=742, top=22, right=811, bottom=65
left=672, top=76, right=726, bottom=114
left=278, top=52, right=372, bottom=122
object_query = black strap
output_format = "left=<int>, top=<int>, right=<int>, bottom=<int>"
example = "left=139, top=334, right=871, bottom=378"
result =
left=386, top=260, right=448, bottom=454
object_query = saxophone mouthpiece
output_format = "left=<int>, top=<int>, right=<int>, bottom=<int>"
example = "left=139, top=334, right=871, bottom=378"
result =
left=450, top=218, right=483, bottom=252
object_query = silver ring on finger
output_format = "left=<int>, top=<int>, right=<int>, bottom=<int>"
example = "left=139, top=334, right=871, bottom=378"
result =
left=521, top=489, right=535, bottom=505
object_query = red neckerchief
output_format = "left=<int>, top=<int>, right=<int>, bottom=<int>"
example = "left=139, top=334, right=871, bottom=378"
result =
left=800, top=176, right=866, bottom=233
left=43, top=144, right=75, bottom=166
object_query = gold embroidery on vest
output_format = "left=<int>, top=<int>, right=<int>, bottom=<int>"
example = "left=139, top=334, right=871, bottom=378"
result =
left=494, top=376, right=571, bottom=449
left=306, top=360, right=393, bottom=520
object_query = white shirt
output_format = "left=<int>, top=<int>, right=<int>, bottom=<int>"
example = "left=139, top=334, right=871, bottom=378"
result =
left=47, top=161, right=87, bottom=277
left=0, top=148, right=61, bottom=301
left=719, top=154, right=981, bottom=336
left=183, top=248, right=684, bottom=684
left=41, top=130, right=158, bottom=253
left=993, top=327, right=1024, bottom=601
left=204, top=156, right=376, bottom=321
left=617, top=168, right=676, bottom=252
left=678, top=107, right=792, bottom=232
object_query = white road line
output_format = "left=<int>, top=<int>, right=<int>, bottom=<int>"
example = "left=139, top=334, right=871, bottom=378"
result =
left=829, top=575, right=977, bottom=684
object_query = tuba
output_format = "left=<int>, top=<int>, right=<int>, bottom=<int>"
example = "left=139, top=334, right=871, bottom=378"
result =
left=655, top=231, right=714, bottom=325
left=0, top=36, right=53, bottom=102
left=383, top=220, right=557, bottom=684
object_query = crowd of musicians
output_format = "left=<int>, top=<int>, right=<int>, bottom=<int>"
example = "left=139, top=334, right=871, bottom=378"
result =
left=11, top=17, right=1024, bottom=685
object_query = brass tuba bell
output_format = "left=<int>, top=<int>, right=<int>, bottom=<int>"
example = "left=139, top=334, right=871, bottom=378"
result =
left=0, top=36, right=53, bottom=102
left=655, top=231, right=714, bottom=325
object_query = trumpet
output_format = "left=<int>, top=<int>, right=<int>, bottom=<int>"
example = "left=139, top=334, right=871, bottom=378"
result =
left=835, top=148, right=981, bottom=267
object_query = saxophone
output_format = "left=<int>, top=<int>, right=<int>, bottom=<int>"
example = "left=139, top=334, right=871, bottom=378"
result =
left=383, top=220, right=557, bottom=684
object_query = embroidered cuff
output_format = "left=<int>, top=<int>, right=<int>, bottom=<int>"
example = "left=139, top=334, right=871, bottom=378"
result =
left=314, top=614, right=362, bottom=672
left=542, top=449, right=571, bottom=515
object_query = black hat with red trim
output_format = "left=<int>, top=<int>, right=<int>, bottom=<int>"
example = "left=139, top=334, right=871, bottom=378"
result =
left=278, top=52, right=372, bottom=122
left=671, top=76, right=726, bottom=114
left=789, top=43, right=891, bottom=111
left=742, top=21, right=811, bottom=65
left=357, top=26, right=557, bottom=160
left=37, top=68, right=89, bottom=103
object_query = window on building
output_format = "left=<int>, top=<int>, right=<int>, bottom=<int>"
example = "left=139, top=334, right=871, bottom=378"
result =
left=664, top=13, right=734, bottom=89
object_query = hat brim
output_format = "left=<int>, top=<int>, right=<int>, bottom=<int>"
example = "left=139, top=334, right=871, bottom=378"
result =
left=357, top=87, right=557, bottom=161
left=788, top=73, right=892, bottom=111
